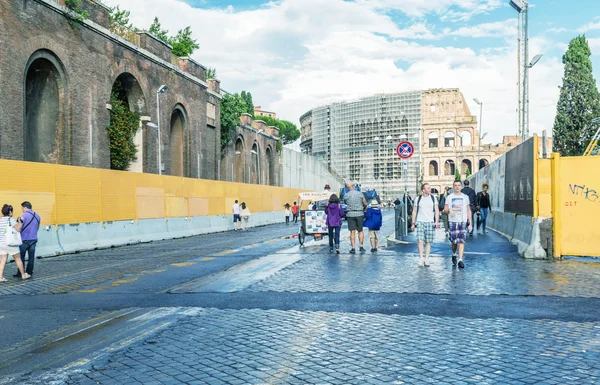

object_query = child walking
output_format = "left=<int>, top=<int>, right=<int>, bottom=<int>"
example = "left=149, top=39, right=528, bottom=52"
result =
left=284, top=203, right=291, bottom=225
left=325, top=194, right=344, bottom=254
left=364, top=200, right=383, bottom=252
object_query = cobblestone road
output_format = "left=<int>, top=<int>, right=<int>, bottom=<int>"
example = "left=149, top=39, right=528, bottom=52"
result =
left=64, top=309, right=600, bottom=385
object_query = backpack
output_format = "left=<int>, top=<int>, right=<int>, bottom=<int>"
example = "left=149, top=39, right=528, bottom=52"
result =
left=438, top=195, right=446, bottom=211
left=365, top=207, right=382, bottom=230
left=416, top=195, right=436, bottom=221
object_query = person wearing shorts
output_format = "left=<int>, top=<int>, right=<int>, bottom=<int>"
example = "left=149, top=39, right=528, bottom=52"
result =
left=343, top=182, right=367, bottom=253
left=411, top=183, right=439, bottom=267
left=444, top=180, right=472, bottom=269
left=232, top=200, right=241, bottom=231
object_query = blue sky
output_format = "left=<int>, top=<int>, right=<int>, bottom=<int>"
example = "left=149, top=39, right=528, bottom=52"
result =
left=107, top=0, right=600, bottom=143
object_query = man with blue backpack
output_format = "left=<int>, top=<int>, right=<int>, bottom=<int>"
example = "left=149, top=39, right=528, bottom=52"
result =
left=364, top=200, right=383, bottom=252
left=411, top=183, right=439, bottom=267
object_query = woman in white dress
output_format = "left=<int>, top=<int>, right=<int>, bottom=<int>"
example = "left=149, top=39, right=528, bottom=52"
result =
left=0, top=204, right=29, bottom=281
left=240, top=202, right=252, bottom=231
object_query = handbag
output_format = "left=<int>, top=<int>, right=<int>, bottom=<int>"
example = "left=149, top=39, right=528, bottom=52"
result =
left=5, top=218, right=22, bottom=247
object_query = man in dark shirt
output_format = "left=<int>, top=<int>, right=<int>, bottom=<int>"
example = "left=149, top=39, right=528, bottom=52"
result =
left=461, top=180, right=478, bottom=236
left=15, top=201, right=40, bottom=277
left=476, top=183, right=492, bottom=233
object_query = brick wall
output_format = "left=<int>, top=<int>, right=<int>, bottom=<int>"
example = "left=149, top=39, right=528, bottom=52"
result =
left=0, top=0, right=220, bottom=179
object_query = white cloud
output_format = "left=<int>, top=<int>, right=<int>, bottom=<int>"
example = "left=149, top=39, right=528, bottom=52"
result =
left=102, top=0, right=568, bottom=145
left=446, top=19, right=516, bottom=38
left=546, top=27, right=568, bottom=34
left=578, top=21, right=600, bottom=33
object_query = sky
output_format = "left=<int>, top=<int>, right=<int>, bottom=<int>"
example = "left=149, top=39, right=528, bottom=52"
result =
left=103, top=0, right=600, bottom=144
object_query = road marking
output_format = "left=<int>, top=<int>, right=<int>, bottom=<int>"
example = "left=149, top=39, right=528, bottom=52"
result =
left=76, top=286, right=110, bottom=293
left=214, top=249, right=236, bottom=256
left=146, top=269, right=166, bottom=274
left=200, top=257, right=215, bottom=261
left=111, top=278, right=139, bottom=286
left=171, top=262, right=196, bottom=267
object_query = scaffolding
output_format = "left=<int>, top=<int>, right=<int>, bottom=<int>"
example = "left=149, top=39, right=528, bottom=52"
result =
left=310, top=91, right=423, bottom=200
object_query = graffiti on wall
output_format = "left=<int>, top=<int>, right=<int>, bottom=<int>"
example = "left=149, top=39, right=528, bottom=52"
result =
left=567, top=183, right=600, bottom=205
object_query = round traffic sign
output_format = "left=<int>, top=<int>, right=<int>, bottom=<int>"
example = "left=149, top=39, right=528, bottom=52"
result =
left=396, top=141, right=414, bottom=159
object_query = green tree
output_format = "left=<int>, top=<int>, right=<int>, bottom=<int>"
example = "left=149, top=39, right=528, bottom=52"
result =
left=170, top=26, right=199, bottom=57
left=207, top=67, right=217, bottom=79
left=109, top=6, right=137, bottom=42
left=553, top=35, right=600, bottom=156
left=148, top=16, right=169, bottom=43
left=465, top=167, right=471, bottom=178
left=455, top=168, right=461, bottom=182
left=257, top=116, right=301, bottom=144
left=242, top=91, right=254, bottom=115
left=220, top=93, right=248, bottom=150
left=107, top=82, right=140, bottom=170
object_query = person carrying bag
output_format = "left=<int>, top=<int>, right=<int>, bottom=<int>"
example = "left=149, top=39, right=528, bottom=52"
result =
left=0, top=204, right=30, bottom=281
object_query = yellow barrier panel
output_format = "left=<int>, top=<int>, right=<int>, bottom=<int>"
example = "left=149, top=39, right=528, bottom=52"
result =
left=556, top=155, right=600, bottom=256
left=537, top=159, right=552, bottom=218
left=0, top=159, right=308, bottom=226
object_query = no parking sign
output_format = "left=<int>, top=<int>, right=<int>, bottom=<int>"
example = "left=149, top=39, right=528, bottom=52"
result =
left=396, top=141, right=414, bottom=159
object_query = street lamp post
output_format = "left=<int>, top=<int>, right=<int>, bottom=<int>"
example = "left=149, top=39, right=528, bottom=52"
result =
left=156, top=85, right=168, bottom=175
left=474, top=98, right=484, bottom=171
left=147, top=122, right=159, bottom=173
left=233, top=151, right=241, bottom=182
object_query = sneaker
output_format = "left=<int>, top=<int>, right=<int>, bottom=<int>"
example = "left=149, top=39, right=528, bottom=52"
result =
left=370, top=248, right=376, bottom=253
left=13, top=273, right=21, bottom=278
left=349, top=248, right=356, bottom=254
left=424, top=260, right=430, bottom=267
left=458, top=260, right=465, bottom=269
left=359, top=246, right=366, bottom=253
left=484, top=230, right=488, bottom=234
left=469, top=232, right=473, bottom=236
left=452, top=254, right=457, bottom=266
left=417, top=259, right=424, bottom=267
left=336, top=248, right=340, bottom=254
left=329, top=248, right=334, bottom=253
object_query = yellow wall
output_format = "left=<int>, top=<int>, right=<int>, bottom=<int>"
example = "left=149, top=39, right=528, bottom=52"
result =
left=537, top=159, right=552, bottom=218
left=0, top=160, right=305, bottom=226
left=555, top=156, right=600, bottom=256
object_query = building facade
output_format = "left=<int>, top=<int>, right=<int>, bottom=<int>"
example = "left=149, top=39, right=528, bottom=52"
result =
left=1, top=0, right=221, bottom=179
left=300, top=88, right=550, bottom=199
left=300, top=92, right=422, bottom=200
left=254, top=106, right=278, bottom=119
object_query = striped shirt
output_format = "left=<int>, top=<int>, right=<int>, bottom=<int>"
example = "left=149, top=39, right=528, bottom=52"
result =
left=0, top=216, right=16, bottom=245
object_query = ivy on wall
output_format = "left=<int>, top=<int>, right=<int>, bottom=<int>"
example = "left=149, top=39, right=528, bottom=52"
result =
left=107, top=82, right=140, bottom=170
left=65, top=0, right=90, bottom=28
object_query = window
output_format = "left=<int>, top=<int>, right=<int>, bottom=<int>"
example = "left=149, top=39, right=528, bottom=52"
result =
left=428, top=132, right=438, bottom=148
left=444, top=160, right=455, bottom=176
left=429, top=161, right=438, bottom=176
left=444, top=132, right=455, bottom=147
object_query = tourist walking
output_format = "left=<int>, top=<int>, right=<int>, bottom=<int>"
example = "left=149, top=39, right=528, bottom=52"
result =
left=240, top=202, right=251, bottom=231
left=232, top=200, right=241, bottom=231
left=0, top=204, right=30, bottom=281
left=325, top=194, right=344, bottom=254
left=284, top=203, right=291, bottom=225
left=477, top=184, right=492, bottom=233
left=445, top=180, right=472, bottom=268
left=461, top=180, right=478, bottom=236
left=343, top=182, right=367, bottom=253
left=439, top=187, right=451, bottom=237
left=364, top=199, right=383, bottom=253
left=411, top=183, right=439, bottom=266
left=14, top=201, right=40, bottom=278
left=292, top=202, right=299, bottom=223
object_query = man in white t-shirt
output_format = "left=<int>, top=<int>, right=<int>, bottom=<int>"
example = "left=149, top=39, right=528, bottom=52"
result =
left=411, top=183, right=439, bottom=267
left=444, top=180, right=472, bottom=268
left=232, top=200, right=241, bottom=231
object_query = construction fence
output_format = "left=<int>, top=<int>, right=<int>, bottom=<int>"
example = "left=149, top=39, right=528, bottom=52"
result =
left=0, top=159, right=305, bottom=227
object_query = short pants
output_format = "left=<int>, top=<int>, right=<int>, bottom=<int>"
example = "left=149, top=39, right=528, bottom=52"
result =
left=346, top=216, right=364, bottom=232
left=369, top=230, right=379, bottom=240
left=233, top=214, right=241, bottom=222
left=416, top=222, right=435, bottom=243
left=449, top=222, right=468, bottom=244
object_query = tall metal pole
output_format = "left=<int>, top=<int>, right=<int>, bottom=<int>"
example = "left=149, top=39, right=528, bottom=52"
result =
left=521, top=2, right=529, bottom=143
left=156, top=92, right=162, bottom=175
left=517, top=10, right=522, bottom=138
left=477, top=101, right=483, bottom=170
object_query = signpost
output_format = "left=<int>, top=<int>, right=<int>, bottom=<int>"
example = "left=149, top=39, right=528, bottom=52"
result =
left=396, top=141, right=414, bottom=237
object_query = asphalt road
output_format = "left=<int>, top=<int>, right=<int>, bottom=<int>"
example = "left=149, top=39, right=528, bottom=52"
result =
left=1, top=211, right=600, bottom=385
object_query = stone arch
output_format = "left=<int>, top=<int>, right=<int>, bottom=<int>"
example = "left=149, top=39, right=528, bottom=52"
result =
left=266, top=146, right=275, bottom=186
left=428, top=131, right=438, bottom=148
left=429, top=160, right=438, bottom=176
left=24, top=49, right=68, bottom=164
left=169, top=104, right=188, bottom=177
left=444, top=131, right=455, bottom=147
left=234, top=136, right=245, bottom=183
left=109, top=72, right=148, bottom=171
left=431, top=187, right=439, bottom=195
left=251, top=142, right=260, bottom=184
left=462, top=159, right=472, bottom=174
left=460, top=131, right=472, bottom=146
left=479, top=158, right=489, bottom=170
left=444, top=159, right=455, bottom=176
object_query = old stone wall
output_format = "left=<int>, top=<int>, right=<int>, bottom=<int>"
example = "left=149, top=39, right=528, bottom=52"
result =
left=0, top=0, right=221, bottom=179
